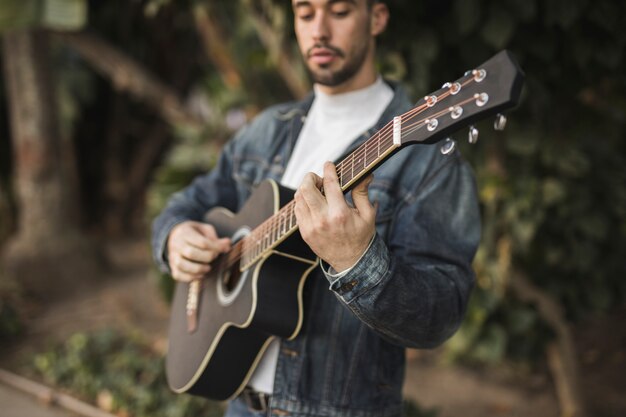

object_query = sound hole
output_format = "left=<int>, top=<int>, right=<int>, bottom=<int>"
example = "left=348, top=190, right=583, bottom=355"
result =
left=221, top=257, right=243, bottom=293
left=216, top=227, right=250, bottom=306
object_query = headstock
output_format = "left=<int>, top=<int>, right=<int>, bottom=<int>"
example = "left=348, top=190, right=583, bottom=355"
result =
left=398, top=50, right=525, bottom=148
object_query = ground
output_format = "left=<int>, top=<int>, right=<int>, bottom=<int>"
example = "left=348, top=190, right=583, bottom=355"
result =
left=1, top=239, right=625, bottom=417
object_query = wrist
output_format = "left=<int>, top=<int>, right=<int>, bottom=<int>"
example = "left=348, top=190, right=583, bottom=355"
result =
left=327, top=233, right=376, bottom=273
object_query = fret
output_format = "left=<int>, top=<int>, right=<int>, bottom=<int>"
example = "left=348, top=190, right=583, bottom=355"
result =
left=364, top=142, right=367, bottom=171
left=242, top=239, right=249, bottom=266
left=351, top=153, right=355, bottom=182
left=355, top=148, right=365, bottom=176
left=339, top=164, right=344, bottom=187
left=267, top=222, right=273, bottom=249
left=255, top=232, right=261, bottom=259
left=367, top=134, right=377, bottom=166
left=270, top=218, right=277, bottom=246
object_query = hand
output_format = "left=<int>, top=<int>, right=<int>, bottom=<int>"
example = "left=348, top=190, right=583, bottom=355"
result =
left=294, top=162, right=376, bottom=272
left=166, top=221, right=231, bottom=282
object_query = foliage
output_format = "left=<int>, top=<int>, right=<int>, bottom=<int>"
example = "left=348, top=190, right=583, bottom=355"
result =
left=0, top=0, right=87, bottom=32
left=0, top=296, right=22, bottom=341
left=28, top=329, right=223, bottom=417
left=26, top=329, right=433, bottom=417
left=384, top=0, right=626, bottom=364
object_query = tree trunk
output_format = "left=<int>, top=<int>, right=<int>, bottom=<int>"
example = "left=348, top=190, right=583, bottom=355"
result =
left=1, top=30, right=101, bottom=298
left=55, top=31, right=203, bottom=129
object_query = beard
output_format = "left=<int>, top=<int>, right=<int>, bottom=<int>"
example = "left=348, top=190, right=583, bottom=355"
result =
left=304, top=40, right=370, bottom=87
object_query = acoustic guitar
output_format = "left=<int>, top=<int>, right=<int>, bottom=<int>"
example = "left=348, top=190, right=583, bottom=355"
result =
left=166, top=50, right=524, bottom=400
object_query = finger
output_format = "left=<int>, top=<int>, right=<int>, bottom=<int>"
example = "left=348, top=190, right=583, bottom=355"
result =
left=352, top=174, right=376, bottom=220
left=170, top=255, right=211, bottom=282
left=294, top=186, right=313, bottom=223
left=179, top=244, right=220, bottom=263
left=184, top=223, right=219, bottom=249
left=187, top=227, right=230, bottom=253
left=322, top=162, right=348, bottom=208
left=298, top=172, right=326, bottom=212
left=172, top=269, right=205, bottom=283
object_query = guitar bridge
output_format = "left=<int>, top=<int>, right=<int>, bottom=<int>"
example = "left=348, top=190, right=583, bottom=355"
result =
left=186, top=279, right=201, bottom=333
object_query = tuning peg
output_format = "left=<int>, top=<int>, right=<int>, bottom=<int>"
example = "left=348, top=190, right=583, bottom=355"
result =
left=440, top=138, right=456, bottom=155
left=494, top=114, right=507, bottom=131
left=468, top=126, right=479, bottom=144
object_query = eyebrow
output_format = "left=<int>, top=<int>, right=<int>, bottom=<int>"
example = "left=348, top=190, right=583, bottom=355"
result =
left=293, top=0, right=357, bottom=8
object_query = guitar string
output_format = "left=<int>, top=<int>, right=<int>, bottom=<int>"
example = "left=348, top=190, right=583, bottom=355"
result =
left=235, top=85, right=481, bottom=268
left=229, top=82, right=480, bottom=269
left=333, top=76, right=476, bottom=180
left=224, top=76, right=480, bottom=269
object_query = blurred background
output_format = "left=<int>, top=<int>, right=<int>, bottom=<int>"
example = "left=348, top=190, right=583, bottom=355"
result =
left=0, top=1, right=625, bottom=417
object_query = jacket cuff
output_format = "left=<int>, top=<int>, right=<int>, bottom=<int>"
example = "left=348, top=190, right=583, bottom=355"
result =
left=321, top=233, right=391, bottom=304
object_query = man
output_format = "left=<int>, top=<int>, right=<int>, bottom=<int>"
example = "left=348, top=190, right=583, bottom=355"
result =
left=152, top=0, right=480, bottom=416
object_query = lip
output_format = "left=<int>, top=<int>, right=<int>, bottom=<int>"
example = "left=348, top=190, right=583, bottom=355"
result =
left=309, top=48, right=338, bottom=65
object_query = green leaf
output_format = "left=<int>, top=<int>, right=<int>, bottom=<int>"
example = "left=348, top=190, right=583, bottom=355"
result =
left=577, top=214, right=609, bottom=242
left=0, top=0, right=40, bottom=31
left=472, top=324, right=508, bottom=363
left=506, top=307, right=537, bottom=335
left=505, top=131, right=540, bottom=156
left=555, top=148, right=591, bottom=178
left=541, top=178, right=567, bottom=207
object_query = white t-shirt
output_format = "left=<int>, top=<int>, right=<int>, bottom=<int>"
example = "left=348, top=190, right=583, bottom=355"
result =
left=247, top=77, right=394, bottom=394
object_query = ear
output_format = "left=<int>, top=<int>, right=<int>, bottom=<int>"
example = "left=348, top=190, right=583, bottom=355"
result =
left=370, top=3, right=389, bottom=37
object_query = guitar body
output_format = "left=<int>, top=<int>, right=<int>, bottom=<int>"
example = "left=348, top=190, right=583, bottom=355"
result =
left=166, top=180, right=318, bottom=400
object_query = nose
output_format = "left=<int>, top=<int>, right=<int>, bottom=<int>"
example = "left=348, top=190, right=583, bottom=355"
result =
left=312, top=12, right=330, bottom=42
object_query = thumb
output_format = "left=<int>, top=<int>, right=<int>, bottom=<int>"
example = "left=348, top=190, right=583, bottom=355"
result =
left=196, top=223, right=231, bottom=251
left=217, top=237, right=232, bottom=252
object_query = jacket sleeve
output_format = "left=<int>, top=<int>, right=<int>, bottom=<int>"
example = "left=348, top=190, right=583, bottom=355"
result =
left=151, top=139, right=240, bottom=274
left=321, top=152, right=481, bottom=348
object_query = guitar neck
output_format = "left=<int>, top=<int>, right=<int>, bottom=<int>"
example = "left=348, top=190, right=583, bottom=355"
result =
left=334, top=121, right=403, bottom=191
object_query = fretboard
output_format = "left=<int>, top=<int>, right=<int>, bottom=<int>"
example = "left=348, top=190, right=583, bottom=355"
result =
left=236, top=117, right=402, bottom=270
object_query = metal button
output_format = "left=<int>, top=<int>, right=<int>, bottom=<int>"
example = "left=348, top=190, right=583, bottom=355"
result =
left=340, top=280, right=358, bottom=293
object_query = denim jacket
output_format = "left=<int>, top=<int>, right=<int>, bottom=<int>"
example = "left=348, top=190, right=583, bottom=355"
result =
left=152, top=82, right=480, bottom=417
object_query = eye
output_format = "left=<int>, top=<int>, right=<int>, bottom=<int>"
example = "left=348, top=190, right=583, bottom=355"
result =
left=298, top=13, right=314, bottom=21
left=331, top=7, right=350, bottom=18
left=296, top=7, right=315, bottom=21
left=330, top=2, right=353, bottom=18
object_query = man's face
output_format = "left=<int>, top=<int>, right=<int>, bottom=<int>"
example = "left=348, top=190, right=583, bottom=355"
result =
left=292, top=0, right=374, bottom=88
